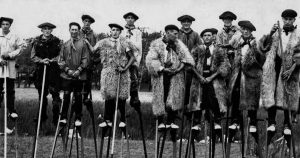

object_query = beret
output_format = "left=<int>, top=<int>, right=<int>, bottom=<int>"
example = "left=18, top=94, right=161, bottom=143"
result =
left=38, top=22, right=56, bottom=29
left=165, top=24, right=179, bottom=32
left=219, top=11, right=237, bottom=20
left=177, top=15, right=195, bottom=22
left=81, top=15, right=95, bottom=23
left=108, top=23, right=124, bottom=30
left=210, top=28, right=218, bottom=35
left=0, top=17, right=13, bottom=24
left=69, top=22, right=81, bottom=30
left=281, top=9, right=297, bottom=18
left=123, top=12, right=139, bottom=20
left=200, top=28, right=214, bottom=37
left=238, top=20, right=256, bottom=31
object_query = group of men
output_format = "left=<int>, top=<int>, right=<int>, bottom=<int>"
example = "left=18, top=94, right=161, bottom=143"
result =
left=146, top=8, right=300, bottom=147
left=1, top=7, right=300, bottom=155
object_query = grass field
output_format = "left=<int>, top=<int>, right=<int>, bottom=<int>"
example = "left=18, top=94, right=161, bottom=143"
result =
left=0, top=88, right=300, bottom=157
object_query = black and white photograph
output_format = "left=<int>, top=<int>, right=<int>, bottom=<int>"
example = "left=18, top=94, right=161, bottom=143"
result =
left=1, top=0, right=300, bottom=157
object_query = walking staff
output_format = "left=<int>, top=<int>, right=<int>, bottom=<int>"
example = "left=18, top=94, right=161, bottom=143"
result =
left=145, top=24, right=195, bottom=158
left=259, top=9, right=300, bottom=158
left=0, top=16, right=24, bottom=158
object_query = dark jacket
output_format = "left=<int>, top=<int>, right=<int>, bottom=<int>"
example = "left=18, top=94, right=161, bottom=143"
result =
left=31, top=34, right=62, bottom=89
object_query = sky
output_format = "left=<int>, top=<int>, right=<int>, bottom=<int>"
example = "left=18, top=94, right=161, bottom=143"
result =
left=0, top=0, right=300, bottom=40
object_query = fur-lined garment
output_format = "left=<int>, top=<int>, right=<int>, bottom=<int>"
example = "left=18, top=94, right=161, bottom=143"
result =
left=146, top=38, right=195, bottom=116
left=188, top=44, right=230, bottom=112
left=95, top=36, right=137, bottom=100
left=259, top=29, right=300, bottom=111
left=228, top=36, right=265, bottom=110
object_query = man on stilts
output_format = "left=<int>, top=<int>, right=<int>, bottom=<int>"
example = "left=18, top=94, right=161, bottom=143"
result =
left=0, top=17, right=23, bottom=133
left=31, top=22, right=62, bottom=126
left=259, top=9, right=300, bottom=157
left=122, top=11, right=148, bottom=157
left=177, top=15, right=201, bottom=157
left=228, top=20, right=265, bottom=157
left=92, top=23, right=136, bottom=157
left=58, top=22, right=88, bottom=128
left=146, top=24, right=194, bottom=157
left=189, top=28, right=230, bottom=158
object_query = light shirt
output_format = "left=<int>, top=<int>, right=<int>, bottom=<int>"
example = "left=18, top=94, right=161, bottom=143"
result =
left=281, top=30, right=291, bottom=53
left=0, top=31, right=23, bottom=78
left=121, top=26, right=142, bottom=67
left=241, top=44, right=249, bottom=63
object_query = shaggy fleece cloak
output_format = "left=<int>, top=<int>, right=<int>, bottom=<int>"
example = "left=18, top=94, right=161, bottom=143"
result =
left=146, top=38, right=195, bottom=116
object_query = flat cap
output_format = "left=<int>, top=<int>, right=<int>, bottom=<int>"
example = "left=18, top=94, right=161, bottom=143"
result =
left=177, top=15, right=195, bottom=22
left=69, top=22, right=81, bottom=30
left=165, top=24, right=179, bottom=32
left=281, top=9, right=297, bottom=18
left=219, top=11, right=237, bottom=20
left=238, top=20, right=256, bottom=31
left=108, top=23, right=124, bottom=30
left=81, top=15, right=95, bottom=23
left=200, top=28, right=215, bottom=37
left=123, top=12, right=139, bottom=20
left=0, top=17, right=13, bottom=24
left=38, top=22, right=56, bottom=29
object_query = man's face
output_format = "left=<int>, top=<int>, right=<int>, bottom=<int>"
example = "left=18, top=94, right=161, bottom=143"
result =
left=166, top=29, right=179, bottom=42
left=202, top=32, right=213, bottom=44
left=181, top=20, right=192, bottom=29
left=212, top=34, right=217, bottom=42
left=241, top=27, right=252, bottom=38
left=282, top=17, right=295, bottom=26
left=1, top=21, right=11, bottom=32
left=222, top=19, right=233, bottom=27
left=125, top=15, right=136, bottom=26
left=69, top=25, right=79, bottom=38
left=41, top=27, right=53, bottom=37
left=110, top=27, right=121, bottom=39
left=83, top=19, right=92, bottom=28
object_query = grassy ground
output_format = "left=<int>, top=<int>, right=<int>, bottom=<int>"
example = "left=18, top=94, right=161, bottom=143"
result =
left=0, top=88, right=300, bottom=157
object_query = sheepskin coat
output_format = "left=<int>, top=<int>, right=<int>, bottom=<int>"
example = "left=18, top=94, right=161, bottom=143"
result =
left=146, top=38, right=195, bottom=116
left=94, top=36, right=137, bottom=100
left=259, top=29, right=300, bottom=111
left=188, top=44, right=230, bottom=112
left=228, top=36, right=265, bottom=110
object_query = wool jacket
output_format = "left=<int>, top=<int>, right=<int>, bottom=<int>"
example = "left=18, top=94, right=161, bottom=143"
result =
left=188, top=44, right=230, bottom=112
left=94, top=36, right=137, bottom=100
left=146, top=38, right=195, bottom=116
left=228, top=36, right=265, bottom=110
left=259, top=28, right=300, bottom=111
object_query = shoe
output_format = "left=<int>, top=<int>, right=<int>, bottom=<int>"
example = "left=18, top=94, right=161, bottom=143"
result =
left=249, top=125, right=257, bottom=133
left=283, top=127, right=291, bottom=135
left=214, top=123, right=222, bottom=130
left=229, top=123, right=238, bottom=130
left=199, top=136, right=210, bottom=144
left=170, top=123, right=179, bottom=129
left=68, top=129, right=81, bottom=139
left=59, top=119, right=67, bottom=124
left=158, top=123, right=166, bottom=129
left=267, top=124, right=276, bottom=132
left=75, top=120, right=82, bottom=126
left=10, top=112, right=18, bottom=119
left=99, top=120, right=112, bottom=128
left=191, top=124, right=201, bottom=131
left=119, top=122, right=126, bottom=128
left=5, top=127, right=14, bottom=134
